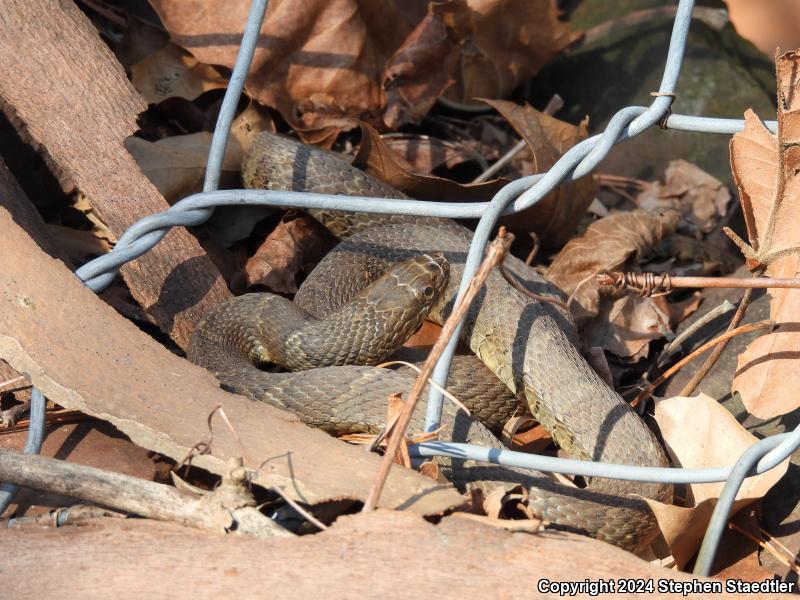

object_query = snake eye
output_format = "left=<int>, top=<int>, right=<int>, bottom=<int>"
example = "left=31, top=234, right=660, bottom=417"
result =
left=422, top=285, right=435, bottom=298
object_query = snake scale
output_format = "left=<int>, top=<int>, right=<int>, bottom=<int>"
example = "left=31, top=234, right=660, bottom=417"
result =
left=188, top=132, right=672, bottom=550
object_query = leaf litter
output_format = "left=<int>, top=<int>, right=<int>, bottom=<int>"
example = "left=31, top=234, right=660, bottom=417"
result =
left=8, top=0, right=800, bottom=585
left=729, top=50, right=800, bottom=419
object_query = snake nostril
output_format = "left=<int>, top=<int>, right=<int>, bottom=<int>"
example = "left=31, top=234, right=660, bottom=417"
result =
left=422, top=285, right=435, bottom=298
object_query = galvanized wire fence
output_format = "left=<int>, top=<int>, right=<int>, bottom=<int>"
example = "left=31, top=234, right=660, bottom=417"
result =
left=2, top=0, right=793, bottom=576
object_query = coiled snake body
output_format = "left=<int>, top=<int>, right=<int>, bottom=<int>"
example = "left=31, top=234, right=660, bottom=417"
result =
left=188, top=133, right=672, bottom=550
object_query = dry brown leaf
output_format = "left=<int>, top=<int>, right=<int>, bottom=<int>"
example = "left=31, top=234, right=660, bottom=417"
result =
left=482, top=484, right=539, bottom=521
left=149, top=0, right=411, bottom=139
left=354, top=123, right=507, bottom=201
left=381, top=135, right=482, bottom=175
left=645, top=394, right=789, bottom=568
left=584, top=295, right=671, bottom=361
left=228, top=102, right=275, bottom=155
left=636, top=159, right=731, bottom=235
left=546, top=209, right=680, bottom=323
left=501, top=416, right=553, bottom=454
left=443, top=0, right=580, bottom=104
left=483, top=99, right=596, bottom=247
left=243, top=215, right=336, bottom=294
left=654, top=292, right=702, bottom=329
left=130, top=43, right=227, bottom=104
left=72, top=194, right=117, bottom=246
left=418, top=460, right=448, bottom=483
left=125, top=132, right=243, bottom=204
left=148, top=0, right=577, bottom=137
left=383, top=0, right=472, bottom=128
left=730, top=51, right=800, bottom=419
left=402, top=320, right=443, bottom=348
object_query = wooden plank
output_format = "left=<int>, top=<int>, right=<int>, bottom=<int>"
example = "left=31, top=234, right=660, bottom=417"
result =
left=0, top=0, right=231, bottom=348
left=2, top=513, right=788, bottom=599
left=0, top=207, right=462, bottom=515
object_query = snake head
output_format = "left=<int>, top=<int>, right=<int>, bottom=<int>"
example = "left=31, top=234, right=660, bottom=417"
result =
left=362, top=252, right=450, bottom=325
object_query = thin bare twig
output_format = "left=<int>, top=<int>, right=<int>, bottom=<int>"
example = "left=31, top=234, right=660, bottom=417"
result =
left=657, top=300, right=735, bottom=368
left=524, top=232, right=540, bottom=266
left=375, top=360, right=471, bottom=415
left=499, top=265, right=567, bottom=309
left=760, top=527, right=800, bottom=569
left=728, top=522, right=800, bottom=575
left=362, top=228, right=514, bottom=512
left=632, top=320, right=774, bottom=406
left=679, top=286, right=757, bottom=397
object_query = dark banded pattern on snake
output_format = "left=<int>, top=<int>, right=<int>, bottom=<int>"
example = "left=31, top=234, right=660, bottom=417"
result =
left=188, top=132, right=672, bottom=551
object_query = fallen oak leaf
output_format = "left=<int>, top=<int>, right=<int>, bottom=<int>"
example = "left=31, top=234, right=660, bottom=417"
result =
left=729, top=50, right=800, bottom=419
left=645, top=393, right=789, bottom=569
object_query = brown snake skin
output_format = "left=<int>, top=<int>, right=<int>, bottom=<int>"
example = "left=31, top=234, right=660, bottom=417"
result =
left=188, top=132, right=672, bottom=551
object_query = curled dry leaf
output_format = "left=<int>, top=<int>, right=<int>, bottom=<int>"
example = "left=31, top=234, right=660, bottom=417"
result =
left=130, top=43, right=227, bottom=104
left=546, top=209, right=680, bottom=323
left=636, top=159, right=731, bottom=236
left=584, top=295, right=671, bottom=361
left=730, top=51, right=800, bottom=419
left=243, top=215, right=337, bottom=294
left=72, top=194, right=117, bottom=246
left=149, top=0, right=411, bottom=140
left=125, top=132, right=243, bottom=204
left=442, top=0, right=580, bottom=104
left=383, top=0, right=472, bottom=128
left=483, top=484, right=539, bottom=522
left=482, top=99, right=596, bottom=247
left=646, top=394, right=789, bottom=568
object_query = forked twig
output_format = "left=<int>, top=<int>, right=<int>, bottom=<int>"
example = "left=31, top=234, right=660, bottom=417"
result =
left=362, top=228, right=514, bottom=512
left=632, top=320, right=774, bottom=406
